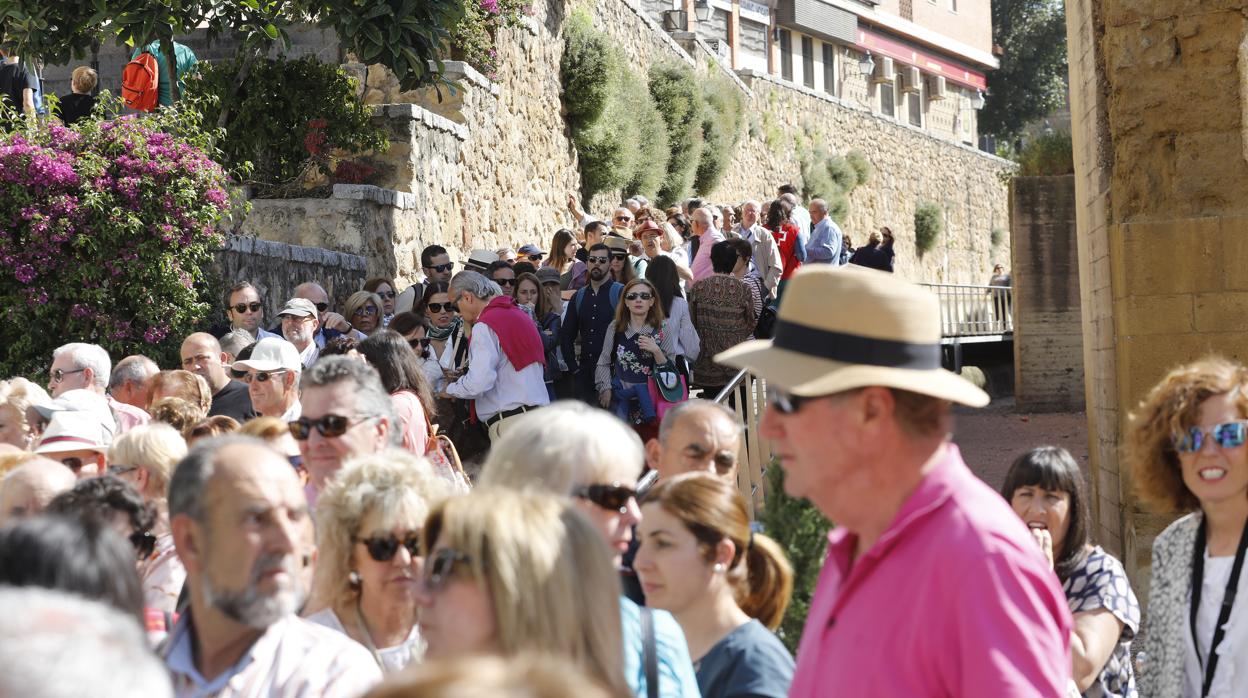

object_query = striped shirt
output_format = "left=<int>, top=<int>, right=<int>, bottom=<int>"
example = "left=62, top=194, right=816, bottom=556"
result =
left=165, top=613, right=382, bottom=697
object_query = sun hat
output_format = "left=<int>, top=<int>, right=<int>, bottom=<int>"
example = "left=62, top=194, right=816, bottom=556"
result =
left=35, top=410, right=109, bottom=455
left=230, top=337, right=302, bottom=373
left=715, top=266, right=989, bottom=406
left=277, top=298, right=317, bottom=319
left=465, top=249, right=499, bottom=273
left=604, top=236, right=630, bottom=253
left=34, top=389, right=117, bottom=444
left=536, top=267, right=561, bottom=285
left=634, top=220, right=663, bottom=239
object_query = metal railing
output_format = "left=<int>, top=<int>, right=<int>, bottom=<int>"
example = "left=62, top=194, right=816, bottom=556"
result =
left=919, top=283, right=1014, bottom=338
left=714, top=369, right=771, bottom=519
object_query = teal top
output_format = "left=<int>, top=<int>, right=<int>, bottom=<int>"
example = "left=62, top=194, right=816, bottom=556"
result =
left=620, top=597, right=702, bottom=698
left=133, top=41, right=198, bottom=106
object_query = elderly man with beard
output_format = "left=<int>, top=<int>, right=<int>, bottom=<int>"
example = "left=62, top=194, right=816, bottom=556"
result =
left=559, top=243, right=624, bottom=404
left=278, top=298, right=321, bottom=369
left=164, top=436, right=380, bottom=696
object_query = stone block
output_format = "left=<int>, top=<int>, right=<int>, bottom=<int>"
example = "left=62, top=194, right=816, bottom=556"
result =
left=1114, top=294, right=1194, bottom=336
left=1118, top=217, right=1222, bottom=297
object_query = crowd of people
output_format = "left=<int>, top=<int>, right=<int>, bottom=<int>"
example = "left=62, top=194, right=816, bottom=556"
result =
left=0, top=186, right=1238, bottom=698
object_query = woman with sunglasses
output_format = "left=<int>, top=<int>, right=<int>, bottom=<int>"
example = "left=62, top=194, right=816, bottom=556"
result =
left=513, top=272, right=562, bottom=401
left=358, top=330, right=437, bottom=455
left=596, top=279, right=676, bottom=428
left=308, top=451, right=447, bottom=674
left=105, top=424, right=188, bottom=620
left=480, top=401, right=702, bottom=698
left=416, top=489, right=630, bottom=696
left=1129, top=356, right=1248, bottom=697
left=345, top=290, right=386, bottom=337
left=635, top=473, right=794, bottom=698
left=1002, top=447, right=1139, bottom=697
left=364, top=277, right=399, bottom=327
left=606, top=237, right=637, bottom=286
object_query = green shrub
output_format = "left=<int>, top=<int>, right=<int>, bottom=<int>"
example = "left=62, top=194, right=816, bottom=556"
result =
left=799, top=147, right=836, bottom=200
left=649, top=62, right=703, bottom=205
left=189, top=57, right=386, bottom=192
left=991, top=227, right=1006, bottom=247
left=826, top=154, right=858, bottom=191
left=1017, top=130, right=1074, bottom=176
left=560, top=10, right=611, bottom=126
left=799, top=148, right=870, bottom=225
left=760, top=461, right=833, bottom=654
left=914, top=201, right=943, bottom=257
left=846, top=149, right=872, bottom=187
left=694, top=72, right=745, bottom=195
left=622, top=69, right=670, bottom=199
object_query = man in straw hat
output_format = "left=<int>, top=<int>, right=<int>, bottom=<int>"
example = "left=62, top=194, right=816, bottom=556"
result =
left=716, top=266, right=1072, bottom=696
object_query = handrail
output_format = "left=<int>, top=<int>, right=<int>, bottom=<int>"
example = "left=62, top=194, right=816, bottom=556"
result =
left=711, top=368, right=770, bottom=519
left=714, top=369, right=752, bottom=403
left=919, top=282, right=1014, bottom=338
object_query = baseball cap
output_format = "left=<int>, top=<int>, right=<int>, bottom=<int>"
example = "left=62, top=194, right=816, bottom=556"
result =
left=230, top=337, right=302, bottom=373
left=278, top=298, right=318, bottom=319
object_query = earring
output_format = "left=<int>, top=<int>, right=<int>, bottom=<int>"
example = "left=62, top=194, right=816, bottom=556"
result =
left=713, top=563, right=726, bottom=574
left=348, top=570, right=361, bottom=588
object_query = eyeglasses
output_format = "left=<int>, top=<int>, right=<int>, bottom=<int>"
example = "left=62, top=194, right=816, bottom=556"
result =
left=60, top=456, right=85, bottom=473
left=130, top=530, right=157, bottom=560
left=422, top=548, right=474, bottom=593
left=426, top=302, right=457, bottom=314
left=587, top=255, right=610, bottom=264
left=377, top=291, right=396, bottom=300
left=241, top=370, right=286, bottom=384
left=428, top=262, right=454, bottom=273
left=527, top=254, right=544, bottom=262
left=230, top=302, right=263, bottom=314
left=573, top=482, right=637, bottom=514
left=495, top=278, right=515, bottom=287
left=614, top=215, right=634, bottom=224
left=49, top=367, right=86, bottom=383
left=625, top=292, right=652, bottom=301
left=408, top=337, right=431, bottom=350
left=108, top=464, right=138, bottom=477
left=355, top=306, right=379, bottom=317
left=610, top=252, right=628, bottom=260
left=1173, top=420, right=1248, bottom=453
left=289, top=414, right=374, bottom=440
left=314, top=302, right=330, bottom=313
left=356, top=533, right=422, bottom=563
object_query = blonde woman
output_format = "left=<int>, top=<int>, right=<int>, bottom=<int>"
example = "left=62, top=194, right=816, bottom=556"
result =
left=416, top=489, right=629, bottom=696
left=308, top=450, right=448, bottom=674
left=0, top=378, right=50, bottom=449
left=107, top=423, right=188, bottom=616
left=480, top=401, right=702, bottom=698
left=345, top=290, right=386, bottom=336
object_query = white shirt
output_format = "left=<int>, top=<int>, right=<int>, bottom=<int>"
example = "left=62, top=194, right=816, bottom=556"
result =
left=305, top=608, right=424, bottom=675
left=443, top=322, right=550, bottom=421
left=295, top=342, right=319, bottom=369
left=664, top=297, right=700, bottom=361
left=279, top=401, right=301, bottom=422
left=165, top=613, right=382, bottom=698
left=1184, top=550, right=1248, bottom=697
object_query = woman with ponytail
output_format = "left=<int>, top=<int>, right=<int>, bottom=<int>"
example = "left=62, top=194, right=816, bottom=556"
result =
left=634, top=472, right=794, bottom=698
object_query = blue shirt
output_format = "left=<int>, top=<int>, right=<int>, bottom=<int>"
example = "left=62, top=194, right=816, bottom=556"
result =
left=806, top=217, right=843, bottom=264
left=696, top=620, right=794, bottom=698
left=621, top=597, right=702, bottom=698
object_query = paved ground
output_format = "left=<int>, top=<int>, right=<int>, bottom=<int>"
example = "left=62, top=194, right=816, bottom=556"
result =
left=951, top=397, right=1090, bottom=493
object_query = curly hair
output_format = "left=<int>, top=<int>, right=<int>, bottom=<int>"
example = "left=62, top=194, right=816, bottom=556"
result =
left=1126, top=355, right=1248, bottom=513
left=149, top=397, right=206, bottom=440
left=146, top=370, right=211, bottom=415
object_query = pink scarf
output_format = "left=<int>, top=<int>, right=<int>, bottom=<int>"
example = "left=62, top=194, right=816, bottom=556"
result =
left=476, top=296, right=546, bottom=370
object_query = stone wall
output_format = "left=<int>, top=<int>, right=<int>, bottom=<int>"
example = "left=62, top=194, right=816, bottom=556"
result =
left=212, top=236, right=367, bottom=322
left=1010, top=176, right=1084, bottom=412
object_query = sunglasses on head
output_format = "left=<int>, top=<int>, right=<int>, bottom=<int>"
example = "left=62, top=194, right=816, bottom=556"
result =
left=355, top=305, right=379, bottom=317
left=426, top=302, right=457, bottom=314
left=49, top=367, right=86, bottom=383
left=587, top=255, right=610, bottom=264
left=573, top=482, right=637, bottom=513
left=289, top=414, right=373, bottom=440
left=130, top=530, right=157, bottom=560
left=356, top=533, right=422, bottom=563
left=241, top=370, right=286, bottom=384
left=230, top=302, right=263, bottom=314
left=625, top=292, right=652, bottom=301
left=423, top=548, right=474, bottom=592
left=428, top=262, right=454, bottom=273
left=1173, top=420, right=1248, bottom=453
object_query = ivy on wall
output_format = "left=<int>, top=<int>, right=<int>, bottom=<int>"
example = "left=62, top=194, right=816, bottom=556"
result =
left=694, top=67, right=746, bottom=195
left=798, top=147, right=871, bottom=225
left=914, top=200, right=944, bottom=257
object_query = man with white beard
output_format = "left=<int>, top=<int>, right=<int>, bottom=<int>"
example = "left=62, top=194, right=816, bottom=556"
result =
left=164, top=436, right=380, bottom=696
left=278, top=298, right=321, bottom=369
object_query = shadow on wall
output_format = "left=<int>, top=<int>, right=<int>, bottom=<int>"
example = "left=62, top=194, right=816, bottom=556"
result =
left=212, top=236, right=369, bottom=325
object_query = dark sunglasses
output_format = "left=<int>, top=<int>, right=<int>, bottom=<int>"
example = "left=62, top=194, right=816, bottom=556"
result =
left=428, top=262, right=454, bottom=273
left=289, top=414, right=373, bottom=440
left=408, top=337, right=432, bottom=350
left=230, top=368, right=247, bottom=380
left=624, top=292, right=652, bottom=301
left=587, top=255, right=610, bottom=264
left=314, top=302, right=330, bottom=313
left=1173, top=421, right=1248, bottom=453
left=230, top=302, right=263, bottom=313
left=49, top=367, right=86, bottom=383
left=610, top=252, right=628, bottom=260
left=130, top=530, right=157, bottom=560
left=241, top=370, right=286, bottom=384
left=108, top=464, right=138, bottom=477
left=376, top=291, right=396, bottom=299
left=573, top=482, right=637, bottom=514
left=614, top=215, right=633, bottom=223
left=355, top=305, right=379, bottom=316
left=495, top=277, right=515, bottom=287
left=423, top=548, right=474, bottom=592
left=357, top=533, right=422, bottom=563
left=767, top=386, right=810, bottom=415
left=527, top=254, right=544, bottom=262
left=426, top=302, right=457, bottom=313
left=60, top=456, right=85, bottom=473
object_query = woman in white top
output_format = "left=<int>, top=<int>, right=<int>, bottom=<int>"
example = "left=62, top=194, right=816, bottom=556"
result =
left=307, top=450, right=449, bottom=674
left=417, top=282, right=465, bottom=392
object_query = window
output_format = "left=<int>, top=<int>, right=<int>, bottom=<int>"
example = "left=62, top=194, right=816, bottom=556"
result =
left=908, top=86, right=923, bottom=127
left=879, top=77, right=894, bottom=117
left=780, top=30, right=793, bottom=81
left=822, top=43, right=836, bottom=95
left=801, top=37, right=814, bottom=88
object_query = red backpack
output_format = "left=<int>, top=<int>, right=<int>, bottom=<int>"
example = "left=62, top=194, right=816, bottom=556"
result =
left=121, top=52, right=159, bottom=112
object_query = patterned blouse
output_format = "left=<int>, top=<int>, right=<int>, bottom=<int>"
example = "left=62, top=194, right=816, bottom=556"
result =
left=1064, top=546, right=1140, bottom=697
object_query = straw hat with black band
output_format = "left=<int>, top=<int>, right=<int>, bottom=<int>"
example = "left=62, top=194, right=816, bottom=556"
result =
left=716, top=266, right=989, bottom=407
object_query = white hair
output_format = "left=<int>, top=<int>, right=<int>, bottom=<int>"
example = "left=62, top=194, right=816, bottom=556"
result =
left=449, top=271, right=502, bottom=301
left=480, top=401, right=644, bottom=493
left=52, top=343, right=111, bottom=388
left=0, top=587, right=173, bottom=698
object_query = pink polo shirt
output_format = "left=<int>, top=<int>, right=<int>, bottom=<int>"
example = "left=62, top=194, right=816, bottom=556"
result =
left=789, top=444, right=1072, bottom=698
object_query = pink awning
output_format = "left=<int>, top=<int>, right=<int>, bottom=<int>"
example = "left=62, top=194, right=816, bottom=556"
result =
left=855, top=26, right=988, bottom=90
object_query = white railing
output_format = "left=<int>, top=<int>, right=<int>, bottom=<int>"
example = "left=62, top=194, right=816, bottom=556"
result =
left=714, top=369, right=772, bottom=519
left=920, top=283, right=1014, bottom=338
